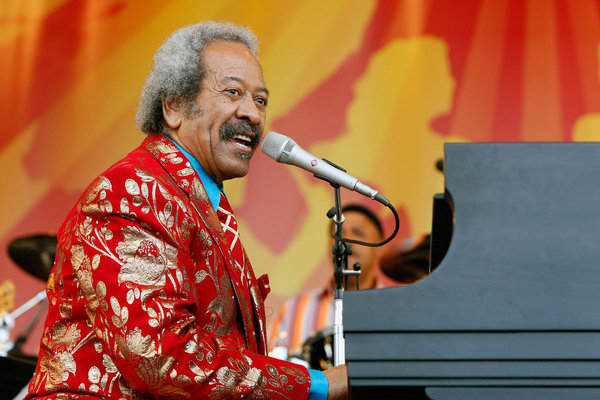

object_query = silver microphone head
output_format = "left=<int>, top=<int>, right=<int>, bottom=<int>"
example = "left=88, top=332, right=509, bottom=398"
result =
left=261, top=131, right=296, bottom=163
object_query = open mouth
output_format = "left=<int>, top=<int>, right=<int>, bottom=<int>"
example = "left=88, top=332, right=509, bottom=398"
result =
left=233, top=133, right=254, bottom=149
left=229, top=131, right=261, bottom=154
left=220, top=119, right=262, bottom=156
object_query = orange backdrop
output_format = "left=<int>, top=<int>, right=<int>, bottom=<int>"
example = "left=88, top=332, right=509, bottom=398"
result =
left=2, top=0, right=600, bottom=355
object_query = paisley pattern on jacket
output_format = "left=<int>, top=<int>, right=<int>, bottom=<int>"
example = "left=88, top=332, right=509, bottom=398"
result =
left=27, top=135, right=311, bottom=399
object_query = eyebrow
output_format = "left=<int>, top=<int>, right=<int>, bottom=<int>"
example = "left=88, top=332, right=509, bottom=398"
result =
left=224, top=76, right=269, bottom=96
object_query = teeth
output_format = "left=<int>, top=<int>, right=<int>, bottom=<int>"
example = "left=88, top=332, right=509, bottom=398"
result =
left=233, top=134, right=252, bottom=144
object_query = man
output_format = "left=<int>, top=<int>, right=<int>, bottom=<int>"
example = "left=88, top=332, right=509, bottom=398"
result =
left=269, top=204, right=383, bottom=363
left=26, top=21, right=346, bottom=400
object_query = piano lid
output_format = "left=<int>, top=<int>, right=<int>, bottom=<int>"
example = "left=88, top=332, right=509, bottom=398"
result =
left=345, top=142, right=600, bottom=332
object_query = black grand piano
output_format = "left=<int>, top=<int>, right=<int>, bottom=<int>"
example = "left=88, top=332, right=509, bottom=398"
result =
left=344, top=143, right=600, bottom=399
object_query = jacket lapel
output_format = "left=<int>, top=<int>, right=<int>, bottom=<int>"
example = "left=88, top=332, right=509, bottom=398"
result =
left=142, top=135, right=261, bottom=352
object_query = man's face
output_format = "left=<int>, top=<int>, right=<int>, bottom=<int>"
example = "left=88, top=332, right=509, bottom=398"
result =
left=169, top=40, right=268, bottom=184
left=331, top=210, right=382, bottom=289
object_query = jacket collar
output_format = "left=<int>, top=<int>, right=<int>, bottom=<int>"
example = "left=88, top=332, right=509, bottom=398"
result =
left=166, top=137, right=222, bottom=212
left=141, top=134, right=224, bottom=237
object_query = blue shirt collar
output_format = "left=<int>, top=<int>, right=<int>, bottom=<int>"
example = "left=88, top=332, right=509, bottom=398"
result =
left=168, top=138, right=222, bottom=211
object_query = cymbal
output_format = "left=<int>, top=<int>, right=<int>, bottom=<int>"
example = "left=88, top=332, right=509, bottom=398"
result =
left=7, top=234, right=57, bottom=281
left=380, top=234, right=431, bottom=284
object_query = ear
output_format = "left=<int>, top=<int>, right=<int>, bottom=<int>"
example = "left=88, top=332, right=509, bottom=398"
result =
left=162, top=97, right=183, bottom=129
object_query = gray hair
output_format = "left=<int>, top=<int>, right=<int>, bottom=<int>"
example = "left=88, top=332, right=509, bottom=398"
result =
left=136, top=21, right=259, bottom=135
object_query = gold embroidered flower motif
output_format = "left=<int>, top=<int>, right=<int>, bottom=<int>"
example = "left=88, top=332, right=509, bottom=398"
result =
left=209, top=357, right=269, bottom=400
left=116, top=225, right=178, bottom=287
left=146, top=139, right=178, bottom=158
left=205, top=272, right=235, bottom=336
left=134, top=354, right=189, bottom=398
left=79, top=176, right=114, bottom=215
left=115, top=326, right=156, bottom=358
left=190, top=177, right=211, bottom=205
left=208, top=356, right=300, bottom=400
left=82, top=176, right=112, bottom=206
left=37, top=322, right=82, bottom=390
left=280, top=365, right=307, bottom=385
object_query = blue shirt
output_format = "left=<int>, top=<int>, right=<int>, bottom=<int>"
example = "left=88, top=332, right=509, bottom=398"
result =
left=168, top=139, right=221, bottom=211
left=168, top=137, right=329, bottom=399
left=308, top=369, right=329, bottom=400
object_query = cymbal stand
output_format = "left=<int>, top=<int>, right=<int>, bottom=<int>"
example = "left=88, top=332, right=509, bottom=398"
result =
left=0, top=290, right=46, bottom=356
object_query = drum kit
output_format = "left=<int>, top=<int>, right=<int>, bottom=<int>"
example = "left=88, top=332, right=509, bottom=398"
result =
left=271, top=326, right=336, bottom=371
left=0, top=234, right=57, bottom=361
left=0, top=233, right=56, bottom=397
left=274, top=236, right=433, bottom=371
left=298, top=326, right=335, bottom=370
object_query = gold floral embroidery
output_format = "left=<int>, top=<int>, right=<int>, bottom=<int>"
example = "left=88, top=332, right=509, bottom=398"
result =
left=208, top=357, right=300, bottom=399
left=115, top=326, right=156, bottom=358
left=29, top=136, right=309, bottom=399
left=134, top=355, right=189, bottom=398
left=280, top=365, right=308, bottom=385
left=145, top=138, right=179, bottom=158
left=36, top=322, right=82, bottom=391
left=206, top=271, right=235, bottom=334
left=83, top=176, right=113, bottom=207
left=191, top=177, right=211, bottom=206
left=209, top=357, right=267, bottom=400
left=116, top=225, right=178, bottom=287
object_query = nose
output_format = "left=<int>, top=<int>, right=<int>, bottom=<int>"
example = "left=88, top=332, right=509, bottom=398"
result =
left=236, top=95, right=262, bottom=126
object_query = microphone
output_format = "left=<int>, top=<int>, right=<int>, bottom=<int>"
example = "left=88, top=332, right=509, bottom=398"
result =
left=261, top=131, right=390, bottom=206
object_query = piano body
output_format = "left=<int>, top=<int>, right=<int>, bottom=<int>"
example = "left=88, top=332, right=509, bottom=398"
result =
left=344, top=143, right=600, bottom=399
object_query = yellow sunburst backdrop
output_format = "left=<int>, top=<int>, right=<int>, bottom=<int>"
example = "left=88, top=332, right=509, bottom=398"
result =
left=3, top=0, right=600, bottom=354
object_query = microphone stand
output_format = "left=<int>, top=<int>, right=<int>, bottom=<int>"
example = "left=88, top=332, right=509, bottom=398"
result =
left=316, top=160, right=362, bottom=367
left=330, top=184, right=347, bottom=367
left=313, top=159, right=400, bottom=368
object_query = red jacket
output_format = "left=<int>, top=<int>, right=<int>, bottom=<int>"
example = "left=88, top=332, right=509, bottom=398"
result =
left=27, top=135, right=310, bottom=399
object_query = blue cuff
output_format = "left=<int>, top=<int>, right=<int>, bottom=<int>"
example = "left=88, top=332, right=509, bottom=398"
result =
left=308, top=369, right=328, bottom=400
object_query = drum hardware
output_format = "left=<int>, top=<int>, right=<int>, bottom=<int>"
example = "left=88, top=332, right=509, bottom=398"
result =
left=0, top=290, right=47, bottom=357
left=0, top=281, right=16, bottom=356
left=270, top=329, right=336, bottom=371
left=8, top=234, right=57, bottom=282
left=300, top=326, right=335, bottom=370
left=0, top=353, right=36, bottom=399
left=2, top=233, right=55, bottom=359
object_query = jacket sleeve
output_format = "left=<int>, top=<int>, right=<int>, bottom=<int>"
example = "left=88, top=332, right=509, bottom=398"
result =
left=70, top=168, right=312, bottom=399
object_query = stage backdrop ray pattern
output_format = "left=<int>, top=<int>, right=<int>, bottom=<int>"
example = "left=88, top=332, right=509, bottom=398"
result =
left=2, top=0, right=600, bottom=355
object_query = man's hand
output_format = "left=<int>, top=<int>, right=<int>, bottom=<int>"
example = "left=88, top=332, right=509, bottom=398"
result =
left=323, top=364, right=348, bottom=400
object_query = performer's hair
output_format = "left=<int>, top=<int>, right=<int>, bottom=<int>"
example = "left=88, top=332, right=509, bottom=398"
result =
left=334, top=204, right=384, bottom=237
left=136, top=21, right=259, bottom=136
